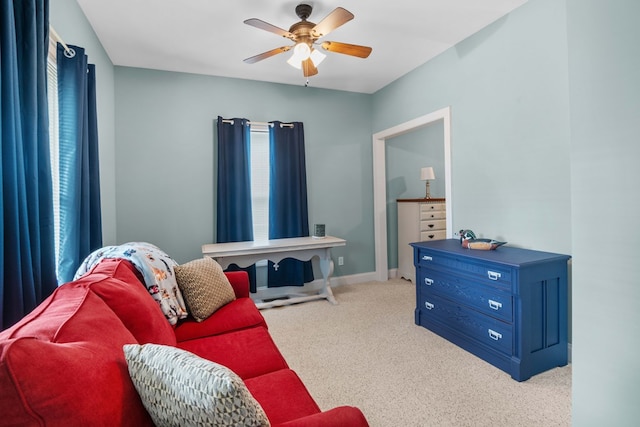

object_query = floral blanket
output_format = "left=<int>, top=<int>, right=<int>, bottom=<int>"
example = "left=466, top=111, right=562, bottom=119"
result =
left=74, top=242, right=188, bottom=325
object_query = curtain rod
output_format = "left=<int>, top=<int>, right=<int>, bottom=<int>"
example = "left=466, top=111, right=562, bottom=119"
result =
left=221, top=119, right=294, bottom=128
left=49, top=26, right=75, bottom=57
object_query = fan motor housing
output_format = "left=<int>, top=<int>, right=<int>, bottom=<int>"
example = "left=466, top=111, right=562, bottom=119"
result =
left=295, top=4, right=313, bottom=20
left=289, top=20, right=315, bottom=38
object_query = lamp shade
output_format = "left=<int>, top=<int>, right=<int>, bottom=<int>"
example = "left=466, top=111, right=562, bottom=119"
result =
left=293, top=42, right=311, bottom=60
left=309, top=48, right=326, bottom=66
left=288, top=45, right=326, bottom=69
left=420, top=167, right=435, bottom=181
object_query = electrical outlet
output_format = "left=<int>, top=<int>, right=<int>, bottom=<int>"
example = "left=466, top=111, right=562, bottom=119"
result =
left=338, top=256, right=344, bottom=266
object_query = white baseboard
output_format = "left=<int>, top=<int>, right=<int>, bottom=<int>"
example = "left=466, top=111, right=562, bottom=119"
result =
left=329, top=271, right=380, bottom=286
left=252, top=269, right=394, bottom=301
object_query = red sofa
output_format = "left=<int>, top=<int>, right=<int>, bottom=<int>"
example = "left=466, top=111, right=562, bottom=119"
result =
left=0, top=258, right=368, bottom=426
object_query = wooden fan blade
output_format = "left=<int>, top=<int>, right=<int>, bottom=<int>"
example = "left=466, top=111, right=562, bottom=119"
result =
left=243, top=46, right=292, bottom=64
left=302, top=58, right=318, bottom=77
left=312, top=7, right=354, bottom=38
left=244, top=18, right=295, bottom=40
left=321, top=41, right=372, bottom=58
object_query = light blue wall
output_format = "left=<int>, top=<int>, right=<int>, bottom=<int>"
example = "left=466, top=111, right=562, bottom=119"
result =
left=50, top=0, right=117, bottom=244
left=567, top=0, right=640, bottom=425
left=114, top=68, right=373, bottom=269
left=373, top=0, right=572, bottom=255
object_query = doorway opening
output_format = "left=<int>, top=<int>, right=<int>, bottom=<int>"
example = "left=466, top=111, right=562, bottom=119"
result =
left=372, top=107, right=453, bottom=281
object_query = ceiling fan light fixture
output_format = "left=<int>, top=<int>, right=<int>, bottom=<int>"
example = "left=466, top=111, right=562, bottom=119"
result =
left=287, top=54, right=302, bottom=69
left=287, top=42, right=313, bottom=69
left=293, top=42, right=311, bottom=60
left=310, top=48, right=326, bottom=67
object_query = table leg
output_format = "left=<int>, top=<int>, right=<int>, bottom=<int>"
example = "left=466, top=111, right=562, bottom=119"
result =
left=319, top=250, right=338, bottom=305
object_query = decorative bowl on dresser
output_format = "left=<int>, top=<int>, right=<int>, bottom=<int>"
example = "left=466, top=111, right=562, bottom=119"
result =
left=397, top=198, right=446, bottom=283
left=411, top=239, right=571, bottom=381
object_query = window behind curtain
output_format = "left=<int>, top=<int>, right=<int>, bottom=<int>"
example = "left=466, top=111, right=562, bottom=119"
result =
left=250, top=126, right=270, bottom=289
left=249, top=126, right=270, bottom=243
left=46, top=38, right=60, bottom=271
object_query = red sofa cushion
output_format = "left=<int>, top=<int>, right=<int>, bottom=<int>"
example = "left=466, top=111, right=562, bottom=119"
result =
left=174, top=297, right=267, bottom=341
left=78, top=258, right=177, bottom=346
left=244, top=369, right=322, bottom=425
left=276, top=406, right=370, bottom=427
left=177, top=326, right=289, bottom=379
left=0, top=285, right=152, bottom=426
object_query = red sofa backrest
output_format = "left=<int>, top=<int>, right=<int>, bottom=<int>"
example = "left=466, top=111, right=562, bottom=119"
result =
left=78, top=258, right=177, bottom=346
left=0, top=284, right=153, bottom=426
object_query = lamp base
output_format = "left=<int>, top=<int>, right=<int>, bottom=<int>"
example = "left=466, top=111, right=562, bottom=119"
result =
left=424, top=181, right=432, bottom=199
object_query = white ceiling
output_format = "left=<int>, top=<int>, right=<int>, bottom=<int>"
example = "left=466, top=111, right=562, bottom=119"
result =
left=76, top=0, right=527, bottom=94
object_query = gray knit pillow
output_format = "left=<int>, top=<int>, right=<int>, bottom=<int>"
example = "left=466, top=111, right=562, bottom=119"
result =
left=123, top=344, right=270, bottom=427
left=174, top=257, right=236, bottom=322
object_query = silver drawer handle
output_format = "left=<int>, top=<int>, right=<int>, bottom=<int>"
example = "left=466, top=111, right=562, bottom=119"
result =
left=424, top=278, right=433, bottom=286
left=425, top=301, right=435, bottom=310
left=488, top=299, right=502, bottom=310
left=488, top=329, right=502, bottom=341
left=422, top=255, right=433, bottom=261
left=487, top=271, right=501, bottom=281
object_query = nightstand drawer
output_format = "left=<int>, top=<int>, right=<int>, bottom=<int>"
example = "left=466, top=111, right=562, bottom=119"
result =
left=419, top=219, right=446, bottom=232
left=419, top=270, right=512, bottom=322
left=420, top=203, right=445, bottom=212
left=420, top=211, right=446, bottom=221
left=420, top=230, right=447, bottom=241
left=416, top=249, right=512, bottom=288
left=420, top=294, right=512, bottom=355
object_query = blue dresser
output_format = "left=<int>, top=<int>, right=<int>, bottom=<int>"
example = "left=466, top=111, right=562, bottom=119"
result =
left=411, top=239, right=570, bottom=381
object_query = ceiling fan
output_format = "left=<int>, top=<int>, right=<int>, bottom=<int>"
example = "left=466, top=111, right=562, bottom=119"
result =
left=243, top=4, right=372, bottom=78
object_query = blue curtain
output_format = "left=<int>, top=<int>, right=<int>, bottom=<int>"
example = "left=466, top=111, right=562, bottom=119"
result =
left=267, top=122, right=313, bottom=287
left=1, top=0, right=57, bottom=330
left=56, top=44, right=102, bottom=284
left=216, top=117, right=256, bottom=291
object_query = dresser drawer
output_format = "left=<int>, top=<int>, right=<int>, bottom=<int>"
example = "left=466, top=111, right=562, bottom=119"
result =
left=420, top=293, right=513, bottom=355
left=420, top=203, right=445, bottom=212
left=416, top=249, right=512, bottom=288
left=418, top=270, right=512, bottom=322
left=420, top=210, right=446, bottom=221
left=420, top=230, right=447, bottom=241
left=419, top=219, right=446, bottom=232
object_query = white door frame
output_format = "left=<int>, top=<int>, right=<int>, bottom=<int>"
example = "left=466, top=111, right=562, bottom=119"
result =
left=372, top=107, right=453, bottom=281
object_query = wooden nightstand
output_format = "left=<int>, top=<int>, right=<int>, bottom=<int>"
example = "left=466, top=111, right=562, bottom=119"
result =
left=397, top=198, right=446, bottom=283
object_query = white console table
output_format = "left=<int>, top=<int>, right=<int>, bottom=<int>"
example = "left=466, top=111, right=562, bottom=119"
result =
left=202, top=236, right=346, bottom=309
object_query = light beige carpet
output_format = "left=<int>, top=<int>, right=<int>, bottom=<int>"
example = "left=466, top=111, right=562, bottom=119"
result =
left=261, top=279, right=571, bottom=427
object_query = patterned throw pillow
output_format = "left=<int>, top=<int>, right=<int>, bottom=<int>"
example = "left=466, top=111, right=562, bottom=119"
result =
left=174, top=258, right=236, bottom=322
left=123, top=344, right=270, bottom=427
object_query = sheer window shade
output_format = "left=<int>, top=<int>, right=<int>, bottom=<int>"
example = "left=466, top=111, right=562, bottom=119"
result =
left=47, top=42, right=60, bottom=269
left=250, top=127, right=269, bottom=243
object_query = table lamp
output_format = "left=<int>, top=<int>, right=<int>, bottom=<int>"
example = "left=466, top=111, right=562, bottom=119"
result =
left=420, top=167, right=435, bottom=199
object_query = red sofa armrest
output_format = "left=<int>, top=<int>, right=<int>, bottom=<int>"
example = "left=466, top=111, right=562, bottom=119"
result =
left=275, top=406, right=369, bottom=427
left=224, top=271, right=250, bottom=299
